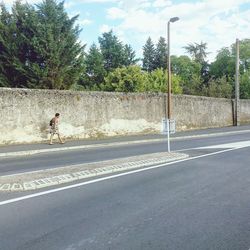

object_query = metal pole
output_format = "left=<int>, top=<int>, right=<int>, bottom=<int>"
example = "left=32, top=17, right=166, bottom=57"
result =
left=167, top=21, right=171, bottom=120
left=235, top=38, right=240, bottom=126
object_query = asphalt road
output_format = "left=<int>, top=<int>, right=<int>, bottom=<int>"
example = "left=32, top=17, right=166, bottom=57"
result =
left=0, top=131, right=250, bottom=249
left=0, top=130, right=250, bottom=176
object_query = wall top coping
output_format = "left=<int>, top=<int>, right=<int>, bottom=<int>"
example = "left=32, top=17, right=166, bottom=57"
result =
left=0, top=87, right=248, bottom=102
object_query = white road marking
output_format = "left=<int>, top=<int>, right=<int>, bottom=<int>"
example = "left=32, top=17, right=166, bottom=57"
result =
left=0, top=147, right=243, bottom=206
left=198, top=140, right=250, bottom=149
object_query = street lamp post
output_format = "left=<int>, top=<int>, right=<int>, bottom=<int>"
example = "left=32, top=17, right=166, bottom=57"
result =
left=167, top=17, right=179, bottom=120
left=164, top=16, right=179, bottom=153
left=235, top=38, right=240, bottom=126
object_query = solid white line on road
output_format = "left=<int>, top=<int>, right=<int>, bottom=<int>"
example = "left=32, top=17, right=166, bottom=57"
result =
left=198, top=140, right=250, bottom=149
left=0, top=146, right=247, bottom=206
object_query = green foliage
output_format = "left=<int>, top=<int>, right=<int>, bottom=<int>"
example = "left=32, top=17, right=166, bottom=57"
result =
left=210, top=47, right=235, bottom=79
left=138, top=68, right=166, bottom=92
left=69, top=82, right=85, bottom=91
left=0, top=1, right=249, bottom=100
left=123, top=44, right=139, bottom=66
left=138, top=68, right=182, bottom=94
left=0, top=2, right=28, bottom=87
left=183, top=41, right=209, bottom=64
left=98, top=30, right=138, bottom=73
left=98, top=30, right=124, bottom=72
left=0, top=0, right=85, bottom=89
left=171, top=55, right=201, bottom=82
left=201, top=76, right=233, bottom=98
left=171, top=55, right=201, bottom=94
left=240, top=70, right=250, bottom=99
left=102, top=66, right=182, bottom=94
left=79, top=43, right=106, bottom=90
left=142, top=37, right=156, bottom=72
left=154, top=37, right=167, bottom=70
left=33, top=0, right=85, bottom=89
left=101, top=65, right=145, bottom=92
left=232, top=39, right=250, bottom=72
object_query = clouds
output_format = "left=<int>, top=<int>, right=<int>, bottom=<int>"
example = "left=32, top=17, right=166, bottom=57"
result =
left=152, top=0, right=172, bottom=8
left=2, top=0, right=250, bottom=61
left=103, top=0, right=250, bottom=61
left=2, top=0, right=40, bottom=5
left=107, top=7, right=126, bottom=19
left=78, top=19, right=92, bottom=26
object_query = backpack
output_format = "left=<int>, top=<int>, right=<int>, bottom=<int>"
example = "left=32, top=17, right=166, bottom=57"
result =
left=49, top=119, right=53, bottom=126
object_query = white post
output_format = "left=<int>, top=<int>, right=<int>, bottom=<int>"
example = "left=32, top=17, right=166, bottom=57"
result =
left=167, top=119, right=170, bottom=152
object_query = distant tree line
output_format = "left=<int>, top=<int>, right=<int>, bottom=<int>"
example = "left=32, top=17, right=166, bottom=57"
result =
left=0, top=0, right=250, bottom=99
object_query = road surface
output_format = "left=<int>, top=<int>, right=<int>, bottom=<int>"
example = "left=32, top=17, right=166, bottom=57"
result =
left=0, top=128, right=250, bottom=249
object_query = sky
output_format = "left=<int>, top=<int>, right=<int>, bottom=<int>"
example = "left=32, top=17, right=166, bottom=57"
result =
left=2, top=0, right=250, bottom=62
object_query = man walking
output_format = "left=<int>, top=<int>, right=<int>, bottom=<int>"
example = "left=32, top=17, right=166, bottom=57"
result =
left=49, top=113, right=65, bottom=145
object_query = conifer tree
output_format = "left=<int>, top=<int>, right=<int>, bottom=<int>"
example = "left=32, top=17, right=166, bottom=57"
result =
left=142, top=37, right=155, bottom=72
left=0, top=2, right=26, bottom=87
left=98, top=30, right=124, bottom=72
left=0, top=0, right=85, bottom=89
left=33, top=0, right=85, bottom=89
left=154, top=36, right=167, bottom=69
left=123, top=44, right=138, bottom=66
left=80, top=43, right=106, bottom=89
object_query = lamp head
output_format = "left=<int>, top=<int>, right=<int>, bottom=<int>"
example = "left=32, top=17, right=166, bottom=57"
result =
left=169, top=17, right=179, bottom=23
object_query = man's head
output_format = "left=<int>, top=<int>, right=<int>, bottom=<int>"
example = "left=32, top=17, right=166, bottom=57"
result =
left=55, top=113, right=60, bottom=118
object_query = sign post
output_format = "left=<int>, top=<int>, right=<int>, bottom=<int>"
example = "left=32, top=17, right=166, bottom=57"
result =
left=162, top=118, right=176, bottom=152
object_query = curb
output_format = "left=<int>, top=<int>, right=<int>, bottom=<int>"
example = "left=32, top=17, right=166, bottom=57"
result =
left=0, top=152, right=188, bottom=192
left=0, top=129, right=250, bottom=158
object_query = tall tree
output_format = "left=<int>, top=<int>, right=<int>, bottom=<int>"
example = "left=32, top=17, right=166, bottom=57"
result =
left=0, top=4, right=12, bottom=86
left=123, top=44, right=138, bottom=66
left=0, top=0, right=85, bottom=89
left=34, top=0, right=85, bottom=89
left=98, top=30, right=124, bottom=72
left=79, top=43, right=106, bottom=89
left=210, top=47, right=235, bottom=80
left=240, top=70, right=250, bottom=99
left=0, top=2, right=32, bottom=87
left=154, top=36, right=167, bottom=69
left=232, top=38, right=250, bottom=72
left=171, top=55, right=202, bottom=95
left=183, top=43, right=198, bottom=61
left=142, top=37, right=155, bottom=72
left=184, top=41, right=209, bottom=64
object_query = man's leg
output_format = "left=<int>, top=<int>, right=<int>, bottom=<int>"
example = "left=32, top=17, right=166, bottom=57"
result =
left=49, top=134, right=54, bottom=145
left=57, top=134, right=64, bottom=144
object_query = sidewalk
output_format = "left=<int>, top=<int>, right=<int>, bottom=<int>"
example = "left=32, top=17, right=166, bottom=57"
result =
left=0, top=125, right=250, bottom=158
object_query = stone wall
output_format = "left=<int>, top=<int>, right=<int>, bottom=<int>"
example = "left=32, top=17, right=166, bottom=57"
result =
left=240, top=99, right=250, bottom=124
left=0, top=88, right=249, bottom=145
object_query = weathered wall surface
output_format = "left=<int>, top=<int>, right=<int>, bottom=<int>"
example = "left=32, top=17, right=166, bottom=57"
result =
left=240, top=100, right=250, bottom=124
left=173, top=95, right=234, bottom=130
left=0, top=88, right=249, bottom=145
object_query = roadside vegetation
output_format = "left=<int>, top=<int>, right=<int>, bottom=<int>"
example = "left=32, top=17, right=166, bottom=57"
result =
left=0, top=0, right=250, bottom=98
